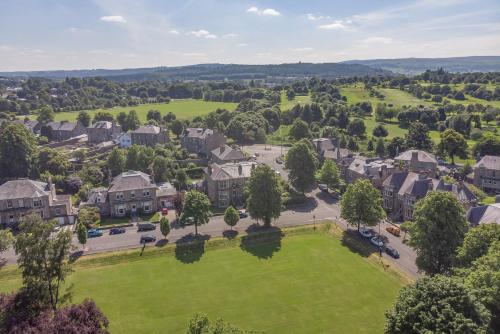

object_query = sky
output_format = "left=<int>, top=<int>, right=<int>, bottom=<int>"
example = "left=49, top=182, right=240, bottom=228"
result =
left=0, top=0, right=499, bottom=71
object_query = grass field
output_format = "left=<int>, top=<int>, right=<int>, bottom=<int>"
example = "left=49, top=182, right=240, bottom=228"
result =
left=0, top=229, right=404, bottom=333
left=340, top=84, right=431, bottom=108
left=280, top=91, right=311, bottom=111
left=29, top=99, right=238, bottom=122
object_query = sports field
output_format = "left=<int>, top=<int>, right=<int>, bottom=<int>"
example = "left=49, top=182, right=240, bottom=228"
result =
left=29, top=99, right=238, bottom=122
left=0, top=229, right=405, bottom=333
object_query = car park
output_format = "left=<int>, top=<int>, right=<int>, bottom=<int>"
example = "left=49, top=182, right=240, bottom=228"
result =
left=140, top=235, right=156, bottom=243
left=87, top=229, right=103, bottom=238
left=359, top=227, right=375, bottom=239
left=384, top=245, right=400, bottom=259
left=370, top=236, right=384, bottom=248
left=386, top=225, right=400, bottom=237
left=109, top=227, right=126, bottom=235
left=137, top=222, right=156, bottom=231
left=238, top=209, right=248, bottom=218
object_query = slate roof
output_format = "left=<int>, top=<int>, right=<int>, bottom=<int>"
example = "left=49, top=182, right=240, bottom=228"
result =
left=348, top=158, right=394, bottom=179
left=108, top=171, right=155, bottom=192
left=86, top=187, right=108, bottom=205
left=468, top=203, right=500, bottom=226
left=474, top=155, right=500, bottom=171
left=324, top=148, right=352, bottom=160
left=211, top=145, right=245, bottom=161
left=89, top=121, right=112, bottom=129
left=183, top=128, right=214, bottom=139
left=395, top=150, right=437, bottom=164
left=207, top=162, right=257, bottom=181
left=312, top=138, right=335, bottom=153
left=14, top=119, right=39, bottom=131
left=435, top=180, right=477, bottom=202
left=132, top=125, right=161, bottom=134
left=0, top=179, right=49, bottom=200
left=47, top=121, right=79, bottom=132
left=157, top=182, right=177, bottom=197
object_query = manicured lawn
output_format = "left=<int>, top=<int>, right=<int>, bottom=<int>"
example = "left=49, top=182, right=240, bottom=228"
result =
left=280, top=91, right=311, bottom=111
left=28, top=99, right=238, bottom=122
left=0, top=231, right=404, bottom=333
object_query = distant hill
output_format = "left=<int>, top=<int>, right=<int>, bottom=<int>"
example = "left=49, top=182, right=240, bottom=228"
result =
left=341, top=56, right=500, bottom=74
left=0, top=63, right=390, bottom=81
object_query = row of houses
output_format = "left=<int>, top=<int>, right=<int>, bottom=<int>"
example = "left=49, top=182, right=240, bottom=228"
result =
left=313, top=138, right=500, bottom=224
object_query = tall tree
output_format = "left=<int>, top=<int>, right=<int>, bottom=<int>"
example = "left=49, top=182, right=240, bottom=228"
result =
left=170, top=119, right=184, bottom=138
left=181, top=190, right=211, bottom=236
left=289, top=119, right=310, bottom=140
left=385, top=275, right=490, bottom=334
left=0, top=229, right=13, bottom=257
left=375, top=137, right=386, bottom=157
left=340, top=179, right=385, bottom=231
left=409, top=191, right=468, bottom=275
left=107, top=147, right=125, bottom=177
left=317, top=159, right=342, bottom=192
left=38, top=147, right=70, bottom=176
left=125, top=110, right=141, bottom=131
left=285, top=139, right=318, bottom=194
left=347, top=119, right=366, bottom=137
left=76, top=222, right=87, bottom=250
left=77, top=111, right=91, bottom=127
left=152, top=156, right=171, bottom=182
left=14, top=214, right=73, bottom=310
left=404, top=121, right=433, bottom=151
left=456, top=224, right=500, bottom=268
left=439, top=129, right=468, bottom=164
left=37, top=106, right=54, bottom=124
left=246, top=165, right=282, bottom=228
left=159, top=217, right=170, bottom=239
left=0, top=123, right=38, bottom=178
left=224, top=206, right=239, bottom=231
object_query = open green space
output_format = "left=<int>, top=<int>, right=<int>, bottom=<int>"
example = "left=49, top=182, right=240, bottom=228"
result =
left=280, top=91, right=311, bottom=111
left=341, top=84, right=431, bottom=108
left=0, top=229, right=404, bottom=334
left=28, top=99, right=238, bottom=122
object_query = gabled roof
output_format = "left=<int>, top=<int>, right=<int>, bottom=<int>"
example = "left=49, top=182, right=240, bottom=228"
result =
left=0, top=179, right=49, bottom=200
left=89, top=121, right=113, bottom=129
left=207, top=162, right=257, bottom=181
left=211, top=145, right=245, bottom=161
left=395, top=150, right=437, bottom=164
left=474, top=155, right=500, bottom=171
left=312, top=138, right=335, bottom=153
left=132, top=125, right=162, bottom=134
left=468, top=203, right=500, bottom=226
left=435, top=180, right=477, bottom=202
left=109, top=171, right=155, bottom=192
left=324, top=148, right=352, bottom=160
left=14, top=119, right=39, bottom=131
left=47, top=121, right=79, bottom=132
left=183, top=128, right=214, bottom=139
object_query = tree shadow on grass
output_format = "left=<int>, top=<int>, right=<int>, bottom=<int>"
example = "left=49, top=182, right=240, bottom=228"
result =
left=222, top=230, right=239, bottom=240
left=155, top=239, right=169, bottom=247
left=69, top=250, right=84, bottom=263
left=174, top=233, right=210, bottom=264
left=340, top=229, right=377, bottom=258
left=240, top=224, right=283, bottom=259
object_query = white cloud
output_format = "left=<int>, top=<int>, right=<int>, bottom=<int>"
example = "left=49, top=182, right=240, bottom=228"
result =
left=89, top=49, right=113, bottom=55
left=362, top=36, right=393, bottom=44
left=306, top=13, right=330, bottom=21
left=100, top=15, right=126, bottom=23
left=169, top=29, right=180, bottom=35
left=67, top=27, right=91, bottom=33
left=183, top=52, right=207, bottom=57
left=247, top=6, right=281, bottom=16
left=188, top=29, right=217, bottom=39
left=289, top=47, right=314, bottom=52
left=237, top=43, right=247, bottom=47
left=317, top=20, right=349, bottom=30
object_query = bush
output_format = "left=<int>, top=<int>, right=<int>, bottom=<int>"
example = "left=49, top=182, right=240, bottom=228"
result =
left=470, top=128, right=483, bottom=140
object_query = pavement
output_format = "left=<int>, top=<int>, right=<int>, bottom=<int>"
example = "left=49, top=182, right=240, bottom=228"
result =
left=0, top=144, right=419, bottom=278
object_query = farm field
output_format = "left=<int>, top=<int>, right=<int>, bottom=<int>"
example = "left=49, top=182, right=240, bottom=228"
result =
left=28, top=99, right=238, bottom=122
left=0, top=231, right=405, bottom=334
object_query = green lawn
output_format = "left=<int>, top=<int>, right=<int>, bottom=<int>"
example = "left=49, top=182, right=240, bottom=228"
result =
left=267, top=124, right=292, bottom=145
left=29, top=99, right=238, bottom=122
left=0, top=231, right=404, bottom=333
left=280, top=91, right=311, bottom=111
left=341, top=84, right=431, bottom=108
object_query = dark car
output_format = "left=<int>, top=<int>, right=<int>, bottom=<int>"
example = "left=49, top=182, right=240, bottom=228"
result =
left=109, top=227, right=126, bottom=235
left=318, top=184, right=329, bottom=193
left=385, top=245, right=400, bottom=259
left=140, top=235, right=156, bottom=243
left=137, top=222, right=156, bottom=232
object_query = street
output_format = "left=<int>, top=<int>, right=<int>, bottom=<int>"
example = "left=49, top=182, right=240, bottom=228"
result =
left=1, top=144, right=418, bottom=278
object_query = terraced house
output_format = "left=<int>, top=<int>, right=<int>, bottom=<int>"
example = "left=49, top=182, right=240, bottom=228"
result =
left=393, top=150, right=438, bottom=176
left=131, top=125, right=168, bottom=147
left=181, top=128, right=226, bottom=156
left=473, top=155, right=500, bottom=194
left=0, top=179, right=74, bottom=227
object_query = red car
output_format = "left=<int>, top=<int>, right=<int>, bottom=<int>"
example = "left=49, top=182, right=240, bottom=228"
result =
left=162, top=208, right=169, bottom=215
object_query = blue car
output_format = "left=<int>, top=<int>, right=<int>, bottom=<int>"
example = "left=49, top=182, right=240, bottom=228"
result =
left=87, top=229, right=103, bottom=238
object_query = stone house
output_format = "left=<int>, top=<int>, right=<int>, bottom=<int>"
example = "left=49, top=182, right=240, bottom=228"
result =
left=346, top=157, right=395, bottom=188
left=205, top=162, right=257, bottom=208
left=394, top=150, right=438, bottom=176
left=473, top=155, right=500, bottom=194
left=210, top=145, right=246, bottom=164
left=131, top=125, right=168, bottom=147
left=14, top=119, right=41, bottom=134
left=181, top=128, right=226, bottom=156
left=87, top=121, right=121, bottom=144
left=0, top=179, right=74, bottom=227
left=468, top=203, right=500, bottom=226
left=44, top=121, right=87, bottom=141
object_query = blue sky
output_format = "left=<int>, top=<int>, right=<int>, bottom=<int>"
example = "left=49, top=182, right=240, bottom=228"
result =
left=0, top=0, right=499, bottom=71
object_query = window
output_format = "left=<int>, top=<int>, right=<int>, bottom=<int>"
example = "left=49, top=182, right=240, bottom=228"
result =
left=143, top=190, right=150, bottom=197
left=33, top=199, right=42, bottom=207
left=9, top=215, right=14, bottom=223
left=116, top=192, right=124, bottom=200
left=18, top=199, right=24, bottom=208
left=55, top=208, right=61, bottom=215
left=7, top=200, right=12, bottom=209
left=144, top=205, right=151, bottom=212
left=130, top=191, right=135, bottom=199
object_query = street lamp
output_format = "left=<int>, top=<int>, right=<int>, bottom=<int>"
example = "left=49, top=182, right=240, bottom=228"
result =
left=313, top=215, right=316, bottom=230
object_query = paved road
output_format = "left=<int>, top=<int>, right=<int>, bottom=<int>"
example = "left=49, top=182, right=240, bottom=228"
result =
left=1, top=145, right=418, bottom=278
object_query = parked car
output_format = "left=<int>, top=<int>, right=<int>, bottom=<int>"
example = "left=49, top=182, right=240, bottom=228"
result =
left=109, top=227, right=126, bottom=235
left=370, top=236, right=384, bottom=248
left=140, top=235, right=156, bottom=243
left=180, top=216, right=195, bottom=226
left=238, top=209, right=248, bottom=218
left=359, top=227, right=375, bottom=239
left=87, top=229, right=103, bottom=238
left=386, top=225, right=400, bottom=237
left=161, top=208, right=169, bottom=215
left=318, top=184, right=329, bottom=193
left=384, top=245, right=400, bottom=259
left=137, top=222, right=156, bottom=232
left=275, top=157, right=283, bottom=164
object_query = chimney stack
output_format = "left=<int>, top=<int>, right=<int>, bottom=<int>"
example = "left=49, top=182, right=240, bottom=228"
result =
left=208, top=165, right=212, bottom=175
left=220, top=145, right=225, bottom=153
left=411, top=151, right=419, bottom=161
left=238, top=164, right=243, bottom=175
